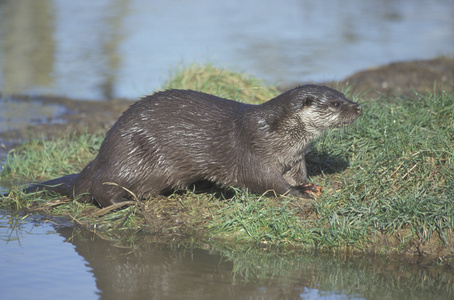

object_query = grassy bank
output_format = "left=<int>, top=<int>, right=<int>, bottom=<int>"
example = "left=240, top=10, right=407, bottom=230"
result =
left=1, top=64, right=453, bottom=259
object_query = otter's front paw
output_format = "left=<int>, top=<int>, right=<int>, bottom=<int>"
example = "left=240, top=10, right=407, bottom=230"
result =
left=297, top=183, right=323, bottom=197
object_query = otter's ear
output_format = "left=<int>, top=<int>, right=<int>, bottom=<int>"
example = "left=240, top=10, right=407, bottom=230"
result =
left=302, top=96, right=315, bottom=107
left=293, top=96, right=314, bottom=111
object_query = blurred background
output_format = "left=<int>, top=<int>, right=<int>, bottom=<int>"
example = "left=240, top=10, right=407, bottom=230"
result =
left=0, top=0, right=453, bottom=100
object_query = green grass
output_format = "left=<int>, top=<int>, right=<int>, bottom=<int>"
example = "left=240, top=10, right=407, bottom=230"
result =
left=311, top=90, right=454, bottom=249
left=1, top=132, right=103, bottom=183
left=319, top=91, right=453, bottom=239
left=209, top=191, right=318, bottom=246
left=162, top=63, right=279, bottom=103
left=1, top=64, right=453, bottom=257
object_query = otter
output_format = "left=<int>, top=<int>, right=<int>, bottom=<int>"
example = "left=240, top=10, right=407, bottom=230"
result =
left=25, top=85, right=362, bottom=207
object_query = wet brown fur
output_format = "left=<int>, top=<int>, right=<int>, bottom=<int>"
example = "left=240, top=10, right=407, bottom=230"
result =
left=26, top=85, right=362, bottom=207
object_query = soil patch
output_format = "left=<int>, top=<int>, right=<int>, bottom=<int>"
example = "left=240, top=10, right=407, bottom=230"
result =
left=336, top=56, right=453, bottom=99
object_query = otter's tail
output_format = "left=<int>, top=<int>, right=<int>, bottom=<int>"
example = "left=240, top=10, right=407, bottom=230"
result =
left=23, top=173, right=79, bottom=199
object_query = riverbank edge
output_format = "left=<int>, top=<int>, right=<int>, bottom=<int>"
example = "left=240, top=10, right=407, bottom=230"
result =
left=1, top=59, right=453, bottom=266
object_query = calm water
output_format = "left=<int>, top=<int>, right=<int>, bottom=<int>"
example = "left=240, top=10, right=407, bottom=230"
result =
left=1, top=211, right=453, bottom=300
left=0, top=0, right=453, bottom=100
left=0, top=212, right=99, bottom=299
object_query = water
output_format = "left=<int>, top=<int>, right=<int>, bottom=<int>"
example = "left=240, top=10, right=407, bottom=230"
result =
left=1, top=212, right=452, bottom=300
left=0, top=213, right=99, bottom=299
left=0, top=0, right=452, bottom=100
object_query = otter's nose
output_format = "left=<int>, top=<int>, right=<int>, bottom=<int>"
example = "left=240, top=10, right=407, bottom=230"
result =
left=355, top=104, right=362, bottom=114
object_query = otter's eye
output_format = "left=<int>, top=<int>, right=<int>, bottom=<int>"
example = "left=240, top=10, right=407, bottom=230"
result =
left=331, top=101, right=341, bottom=108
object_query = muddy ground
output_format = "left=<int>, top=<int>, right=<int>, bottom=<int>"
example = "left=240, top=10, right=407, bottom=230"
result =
left=1, top=57, right=452, bottom=144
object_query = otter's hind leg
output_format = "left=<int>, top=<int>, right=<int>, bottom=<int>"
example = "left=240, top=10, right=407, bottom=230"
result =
left=74, top=161, right=131, bottom=207
left=91, top=181, right=131, bottom=207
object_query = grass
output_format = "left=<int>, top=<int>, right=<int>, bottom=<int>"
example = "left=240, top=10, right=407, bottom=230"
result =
left=1, top=64, right=453, bottom=259
left=312, top=90, right=454, bottom=250
left=162, top=63, right=279, bottom=103
left=1, top=132, right=103, bottom=183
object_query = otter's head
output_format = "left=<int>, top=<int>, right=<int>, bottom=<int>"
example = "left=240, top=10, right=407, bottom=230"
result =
left=278, top=85, right=362, bottom=141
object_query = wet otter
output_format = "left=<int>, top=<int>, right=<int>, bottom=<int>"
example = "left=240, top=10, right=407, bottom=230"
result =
left=26, top=85, right=362, bottom=207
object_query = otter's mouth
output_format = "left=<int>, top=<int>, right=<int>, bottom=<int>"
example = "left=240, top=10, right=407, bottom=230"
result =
left=335, top=119, right=356, bottom=128
left=337, top=108, right=362, bottom=128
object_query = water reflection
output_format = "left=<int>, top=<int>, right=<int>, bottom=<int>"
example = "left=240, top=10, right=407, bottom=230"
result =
left=58, top=227, right=452, bottom=300
left=0, top=1, right=54, bottom=96
left=0, top=212, right=99, bottom=299
left=0, top=0, right=453, bottom=100
left=1, top=212, right=453, bottom=299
